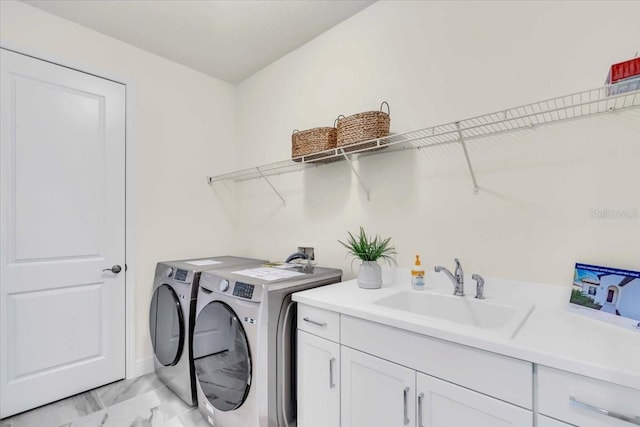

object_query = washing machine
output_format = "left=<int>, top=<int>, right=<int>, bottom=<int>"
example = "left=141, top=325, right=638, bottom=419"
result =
left=193, top=264, right=342, bottom=427
left=149, top=256, right=267, bottom=406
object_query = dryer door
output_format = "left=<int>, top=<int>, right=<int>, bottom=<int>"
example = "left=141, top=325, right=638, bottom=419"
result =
left=149, top=284, right=185, bottom=366
left=194, top=301, right=251, bottom=411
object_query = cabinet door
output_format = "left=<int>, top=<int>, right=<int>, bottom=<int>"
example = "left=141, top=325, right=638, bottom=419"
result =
left=297, top=330, right=340, bottom=427
left=416, top=373, right=532, bottom=427
left=537, top=415, right=573, bottom=427
left=341, top=346, right=415, bottom=427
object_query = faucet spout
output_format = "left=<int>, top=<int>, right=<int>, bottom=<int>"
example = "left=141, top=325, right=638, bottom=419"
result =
left=435, top=259, right=465, bottom=296
left=434, top=266, right=455, bottom=282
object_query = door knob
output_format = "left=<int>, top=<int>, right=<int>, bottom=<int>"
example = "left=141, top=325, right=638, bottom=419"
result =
left=103, top=265, right=122, bottom=274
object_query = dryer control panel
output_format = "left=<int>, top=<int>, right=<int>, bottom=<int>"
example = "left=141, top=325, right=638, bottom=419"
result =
left=174, top=269, right=189, bottom=282
left=199, top=273, right=264, bottom=302
left=233, top=282, right=255, bottom=300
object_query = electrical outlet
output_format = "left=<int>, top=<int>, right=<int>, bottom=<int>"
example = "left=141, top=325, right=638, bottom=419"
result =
left=297, top=246, right=315, bottom=261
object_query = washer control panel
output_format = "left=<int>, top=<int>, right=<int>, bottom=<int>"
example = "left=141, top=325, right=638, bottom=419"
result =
left=233, top=282, right=255, bottom=300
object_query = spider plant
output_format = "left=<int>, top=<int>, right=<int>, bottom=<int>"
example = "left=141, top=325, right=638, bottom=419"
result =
left=338, top=227, right=397, bottom=265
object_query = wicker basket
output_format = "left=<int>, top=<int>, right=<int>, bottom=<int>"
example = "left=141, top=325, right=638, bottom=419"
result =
left=291, top=126, right=337, bottom=162
left=336, top=102, right=390, bottom=152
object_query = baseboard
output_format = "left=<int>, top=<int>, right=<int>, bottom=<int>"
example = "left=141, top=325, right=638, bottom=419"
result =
left=130, top=357, right=154, bottom=378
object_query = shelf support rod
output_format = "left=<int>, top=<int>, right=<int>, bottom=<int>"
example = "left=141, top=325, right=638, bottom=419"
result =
left=340, top=150, right=371, bottom=201
left=455, top=122, right=480, bottom=195
left=256, top=166, right=286, bottom=206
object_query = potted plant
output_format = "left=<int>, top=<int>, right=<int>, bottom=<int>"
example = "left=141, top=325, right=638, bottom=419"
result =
left=338, top=227, right=397, bottom=289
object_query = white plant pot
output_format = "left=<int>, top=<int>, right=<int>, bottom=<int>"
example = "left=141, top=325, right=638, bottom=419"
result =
left=358, top=261, right=382, bottom=289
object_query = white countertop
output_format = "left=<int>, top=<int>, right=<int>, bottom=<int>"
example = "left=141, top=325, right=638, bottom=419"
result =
left=292, top=269, right=640, bottom=391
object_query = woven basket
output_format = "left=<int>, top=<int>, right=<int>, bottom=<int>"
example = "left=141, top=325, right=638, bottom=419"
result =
left=291, top=126, right=337, bottom=162
left=336, top=102, right=390, bottom=152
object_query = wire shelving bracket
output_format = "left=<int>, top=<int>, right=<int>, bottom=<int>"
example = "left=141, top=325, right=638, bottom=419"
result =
left=455, top=122, right=480, bottom=195
left=256, top=166, right=286, bottom=206
left=340, top=149, right=371, bottom=201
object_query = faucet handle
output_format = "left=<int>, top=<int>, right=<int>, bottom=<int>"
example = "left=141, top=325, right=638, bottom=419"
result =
left=453, top=258, right=464, bottom=282
left=472, top=274, right=485, bottom=299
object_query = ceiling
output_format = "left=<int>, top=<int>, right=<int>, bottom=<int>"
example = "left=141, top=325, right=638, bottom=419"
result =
left=22, top=0, right=375, bottom=84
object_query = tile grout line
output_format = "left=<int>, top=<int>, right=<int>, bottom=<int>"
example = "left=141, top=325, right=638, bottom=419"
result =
left=94, top=390, right=111, bottom=422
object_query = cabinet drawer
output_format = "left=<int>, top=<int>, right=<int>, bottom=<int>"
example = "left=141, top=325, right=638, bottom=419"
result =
left=538, top=366, right=640, bottom=427
left=297, top=304, right=340, bottom=342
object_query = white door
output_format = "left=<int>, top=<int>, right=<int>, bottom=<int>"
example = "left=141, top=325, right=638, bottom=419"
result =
left=416, top=373, right=532, bottom=427
left=0, top=49, right=126, bottom=418
left=297, top=330, right=340, bottom=427
left=341, top=346, right=415, bottom=427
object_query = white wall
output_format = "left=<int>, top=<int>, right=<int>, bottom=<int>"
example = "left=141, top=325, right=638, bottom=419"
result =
left=0, top=1, right=238, bottom=367
left=2, top=0, right=639, bottom=374
left=233, top=1, right=640, bottom=285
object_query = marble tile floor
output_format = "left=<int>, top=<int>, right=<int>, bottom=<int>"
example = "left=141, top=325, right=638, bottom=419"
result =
left=0, top=373, right=210, bottom=427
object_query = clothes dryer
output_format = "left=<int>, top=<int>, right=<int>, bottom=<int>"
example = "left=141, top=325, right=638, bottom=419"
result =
left=193, top=265, right=341, bottom=426
left=149, top=256, right=267, bottom=406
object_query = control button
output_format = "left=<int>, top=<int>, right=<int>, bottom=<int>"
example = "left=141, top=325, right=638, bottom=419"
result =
left=165, top=267, right=174, bottom=278
left=219, top=279, right=230, bottom=292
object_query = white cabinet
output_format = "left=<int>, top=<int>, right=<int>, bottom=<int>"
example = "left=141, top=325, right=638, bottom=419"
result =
left=537, top=366, right=640, bottom=427
left=296, top=303, right=534, bottom=427
left=341, top=315, right=532, bottom=409
left=339, top=347, right=532, bottom=427
left=416, top=373, right=532, bottom=427
left=537, top=415, right=573, bottom=427
left=341, top=346, right=415, bottom=427
left=296, top=303, right=638, bottom=427
left=297, top=330, right=340, bottom=427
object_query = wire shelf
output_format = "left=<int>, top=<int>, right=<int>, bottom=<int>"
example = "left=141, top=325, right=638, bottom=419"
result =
left=207, top=84, right=640, bottom=187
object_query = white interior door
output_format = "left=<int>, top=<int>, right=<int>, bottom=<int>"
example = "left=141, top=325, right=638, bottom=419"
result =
left=0, top=49, right=126, bottom=418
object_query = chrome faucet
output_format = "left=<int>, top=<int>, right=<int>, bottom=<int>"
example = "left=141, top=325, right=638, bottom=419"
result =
left=434, top=258, right=464, bottom=296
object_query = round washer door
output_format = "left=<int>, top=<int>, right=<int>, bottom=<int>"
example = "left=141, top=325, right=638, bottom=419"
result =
left=194, top=301, right=251, bottom=411
left=149, top=284, right=185, bottom=366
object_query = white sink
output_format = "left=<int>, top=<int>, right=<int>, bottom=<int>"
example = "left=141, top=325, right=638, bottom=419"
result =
left=373, top=291, right=534, bottom=338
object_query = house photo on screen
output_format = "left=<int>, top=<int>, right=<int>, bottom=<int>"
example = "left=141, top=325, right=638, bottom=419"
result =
left=571, top=263, right=640, bottom=326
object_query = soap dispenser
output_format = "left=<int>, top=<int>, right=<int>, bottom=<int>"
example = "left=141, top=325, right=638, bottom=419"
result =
left=411, top=255, right=425, bottom=290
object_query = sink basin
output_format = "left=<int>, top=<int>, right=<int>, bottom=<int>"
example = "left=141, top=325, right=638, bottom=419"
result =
left=373, top=291, right=533, bottom=338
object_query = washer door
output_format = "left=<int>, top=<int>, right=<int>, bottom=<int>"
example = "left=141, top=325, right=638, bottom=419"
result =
left=194, top=301, right=251, bottom=411
left=149, top=284, right=185, bottom=366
